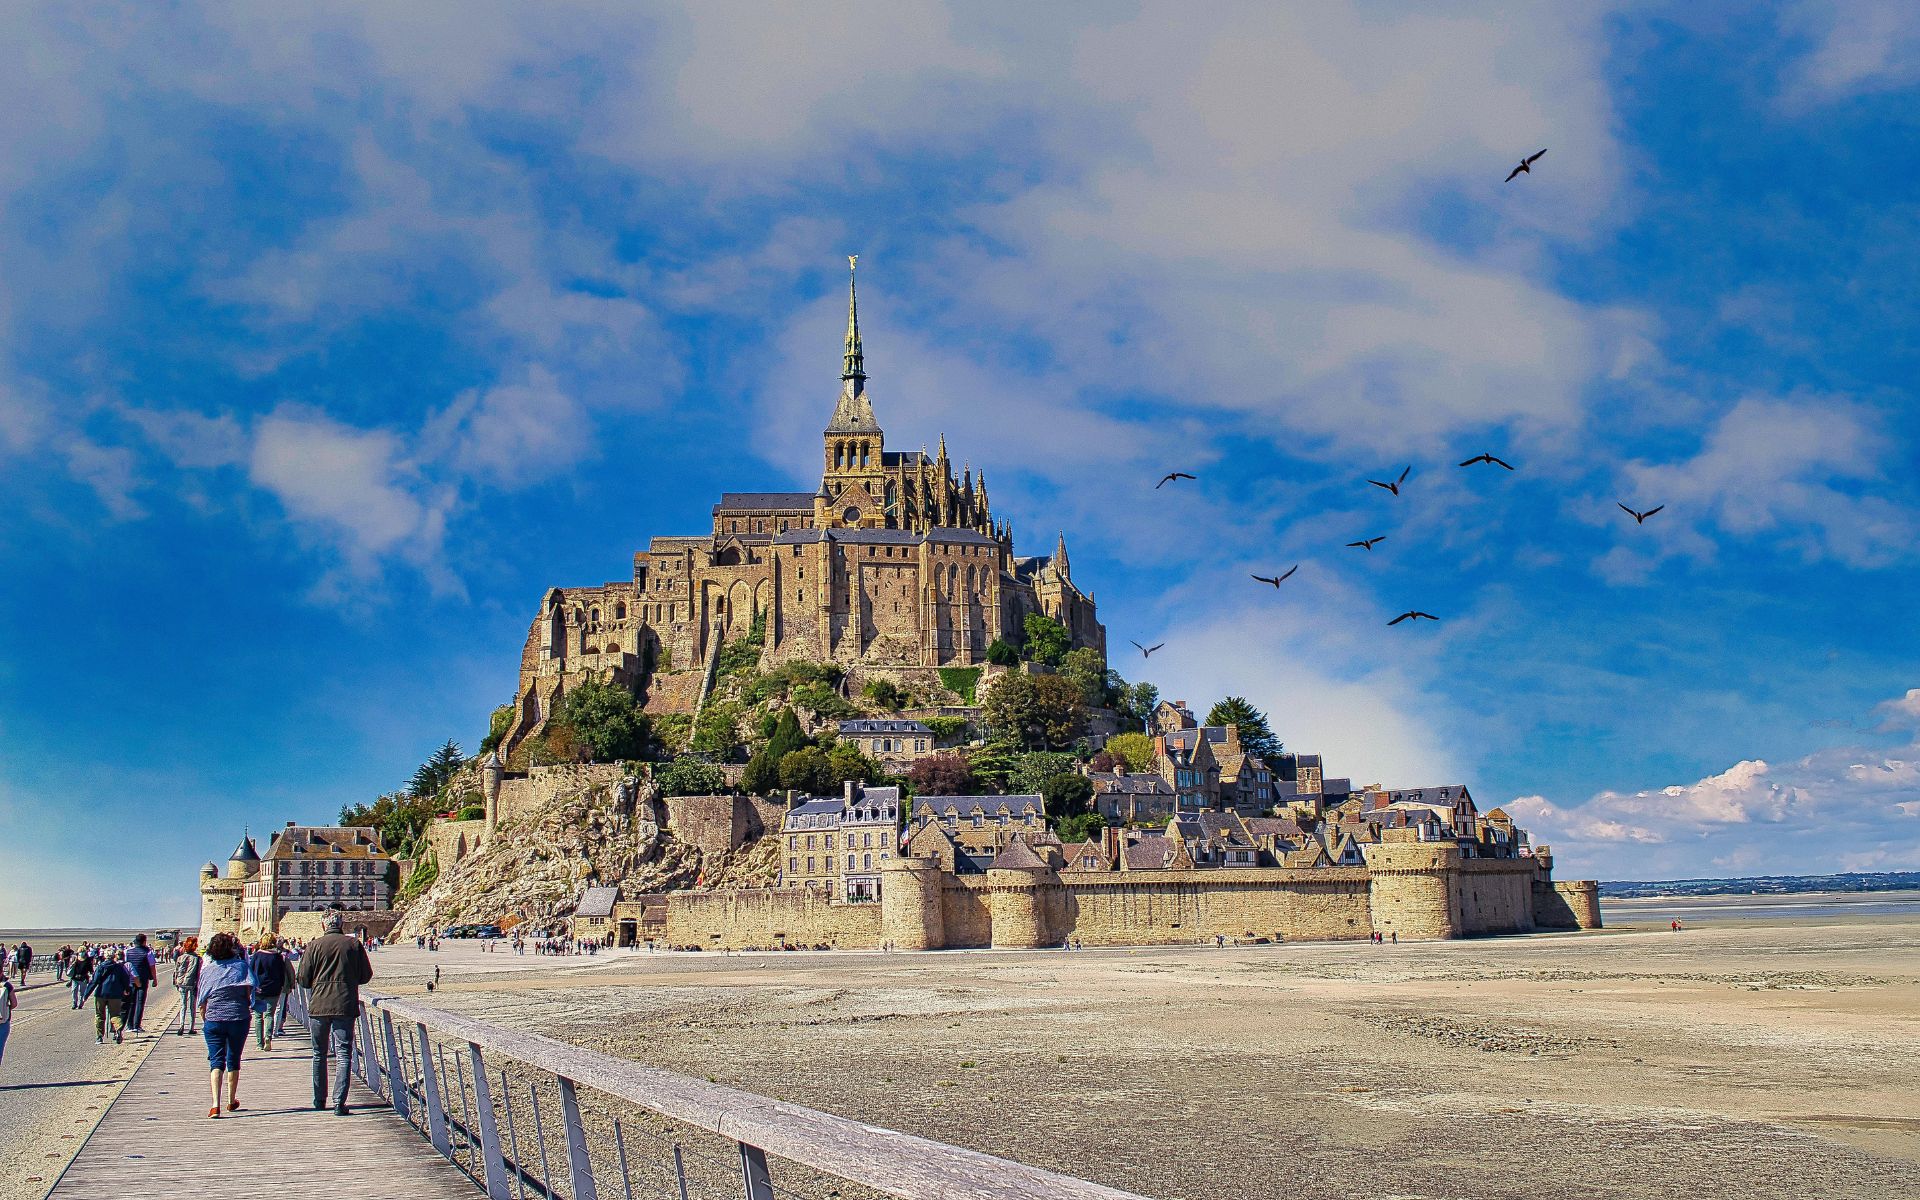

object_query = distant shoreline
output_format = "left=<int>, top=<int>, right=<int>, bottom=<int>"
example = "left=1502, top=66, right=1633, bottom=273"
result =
left=1600, top=871, right=1919, bottom=899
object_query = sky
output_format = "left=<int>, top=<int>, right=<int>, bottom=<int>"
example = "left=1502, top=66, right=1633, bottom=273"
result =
left=2, top=2, right=1918, bottom=926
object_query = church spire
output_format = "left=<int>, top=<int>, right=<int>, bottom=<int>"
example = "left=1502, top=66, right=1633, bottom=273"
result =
left=1054, top=531, right=1071, bottom=579
left=841, top=254, right=865, bottom=392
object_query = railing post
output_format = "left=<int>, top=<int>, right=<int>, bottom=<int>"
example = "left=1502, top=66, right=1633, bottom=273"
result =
left=738, top=1142, right=774, bottom=1200
left=468, top=1043, right=512, bottom=1200
left=382, top=1009, right=409, bottom=1122
left=417, top=1023, right=451, bottom=1157
left=558, top=1076, right=599, bottom=1200
left=358, top=1010, right=381, bottom=1095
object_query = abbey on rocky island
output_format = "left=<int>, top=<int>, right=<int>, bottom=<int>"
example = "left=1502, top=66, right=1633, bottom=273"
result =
left=500, top=264, right=1104, bottom=765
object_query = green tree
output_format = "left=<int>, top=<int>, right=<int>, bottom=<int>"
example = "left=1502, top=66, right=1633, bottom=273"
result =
left=923, top=715, right=971, bottom=744
left=1055, top=812, right=1106, bottom=845
left=766, top=708, right=806, bottom=758
left=1010, top=751, right=1080, bottom=795
left=409, top=739, right=467, bottom=799
left=862, top=678, right=907, bottom=710
left=340, top=792, right=439, bottom=854
left=557, top=678, right=651, bottom=763
left=1059, top=647, right=1107, bottom=707
left=1118, top=680, right=1159, bottom=732
left=827, top=743, right=881, bottom=787
left=985, top=638, right=1020, bottom=666
left=965, top=742, right=1019, bottom=793
left=1021, top=614, right=1071, bottom=666
left=777, top=747, right=833, bottom=794
left=794, top=681, right=857, bottom=719
left=690, top=698, right=745, bottom=760
left=478, top=704, right=515, bottom=754
left=741, top=747, right=780, bottom=796
left=1105, top=731, right=1155, bottom=773
left=655, top=757, right=728, bottom=797
left=1040, top=772, right=1094, bottom=819
left=981, top=673, right=1085, bottom=750
left=1205, top=697, right=1282, bottom=762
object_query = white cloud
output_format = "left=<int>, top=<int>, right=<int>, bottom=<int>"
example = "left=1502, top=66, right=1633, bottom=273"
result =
left=428, top=365, right=594, bottom=489
left=249, top=407, right=451, bottom=578
left=1779, top=1, right=1920, bottom=105
left=1513, top=690, right=1920, bottom=879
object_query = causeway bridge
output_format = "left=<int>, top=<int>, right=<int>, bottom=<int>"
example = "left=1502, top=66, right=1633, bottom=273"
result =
left=45, top=985, right=1146, bottom=1200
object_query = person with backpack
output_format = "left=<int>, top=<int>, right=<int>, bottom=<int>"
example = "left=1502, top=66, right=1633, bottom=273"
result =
left=172, top=937, right=203, bottom=1037
left=248, top=936, right=288, bottom=1051
left=123, top=934, right=156, bottom=1033
left=80, top=950, right=134, bottom=1044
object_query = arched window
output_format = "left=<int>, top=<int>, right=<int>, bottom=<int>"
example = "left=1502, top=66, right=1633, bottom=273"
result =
left=614, top=602, right=626, bottom=620
left=590, top=606, right=600, bottom=623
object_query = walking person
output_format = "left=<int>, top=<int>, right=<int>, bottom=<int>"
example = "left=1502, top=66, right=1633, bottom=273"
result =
left=123, top=934, right=156, bottom=1033
left=0, top=973, right=16, bottom=1073
left=68, top=949, right=93, bottom=1009
left=196, top=933, right=255, bottom=1118
left=79, top=951, right=133, bottom=1044
left=248, top=936, right=288, bottom=1052
left=172, top=937, right=202, bottom=1036
left=10, top=941, right=31, bottom=984
left=297, top=912, right=373, bottom=1115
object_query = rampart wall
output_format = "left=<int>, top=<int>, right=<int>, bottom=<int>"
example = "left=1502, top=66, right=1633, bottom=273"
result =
left=665, top=888, right=883, bottom=950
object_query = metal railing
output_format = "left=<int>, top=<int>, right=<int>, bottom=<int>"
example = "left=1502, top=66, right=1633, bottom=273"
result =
left=336, top=990, right=1147, bottom=1200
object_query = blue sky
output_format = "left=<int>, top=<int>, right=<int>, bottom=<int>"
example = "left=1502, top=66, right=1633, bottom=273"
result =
left=3, top=3, right=1918, bottom=926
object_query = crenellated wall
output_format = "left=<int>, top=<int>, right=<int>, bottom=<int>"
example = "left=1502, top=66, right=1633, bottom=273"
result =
left=664, top=887, right=883, bottom=950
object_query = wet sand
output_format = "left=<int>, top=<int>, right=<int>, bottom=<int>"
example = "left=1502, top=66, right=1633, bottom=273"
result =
left=371, top=904, right=1920, bottom=1200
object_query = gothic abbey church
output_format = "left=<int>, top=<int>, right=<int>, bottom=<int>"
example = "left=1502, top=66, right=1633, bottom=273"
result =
left=500, top=266, right=1105, bottom=764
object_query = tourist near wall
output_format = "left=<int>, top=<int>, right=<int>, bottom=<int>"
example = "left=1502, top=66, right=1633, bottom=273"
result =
left=664, top=849, right=1601, bottom=950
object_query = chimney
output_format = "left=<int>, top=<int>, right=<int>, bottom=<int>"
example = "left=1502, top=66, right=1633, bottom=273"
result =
left=843, top=779, right=857, bottom=805
left=785, top=789, right=800, bottom=810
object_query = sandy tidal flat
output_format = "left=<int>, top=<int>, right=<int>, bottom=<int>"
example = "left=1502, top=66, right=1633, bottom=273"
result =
left=391, top=910, right=1920, bottom=1200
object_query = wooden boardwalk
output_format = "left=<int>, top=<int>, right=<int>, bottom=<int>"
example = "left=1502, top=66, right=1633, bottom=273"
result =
left=48, top=1010, right=476, bottom=1200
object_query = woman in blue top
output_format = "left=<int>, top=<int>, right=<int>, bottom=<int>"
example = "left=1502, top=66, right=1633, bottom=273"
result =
left=196, top=933, right=256, bottom=1118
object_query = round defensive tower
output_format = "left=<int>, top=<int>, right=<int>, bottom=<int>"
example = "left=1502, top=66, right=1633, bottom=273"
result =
left=880, top=854, right=946, bottom=950
left=1363, top=840, right=1463, bottom=941
left=482, top=748, right=504, bottom=836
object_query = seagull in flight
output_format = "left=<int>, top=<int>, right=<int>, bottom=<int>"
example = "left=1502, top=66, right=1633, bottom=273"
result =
left=1156, top=472, right=1196, bottom=489
left=1252, top=567, right=1298, bottom=588
left=1618, top=503, right=1665, bottom=525
left=1346, top=536, right=1386, bottom=551
left=1459, top=453, right=1514, bottom=470
left=1130, top=640, right=1165, bottom=658
left=1368, top=466, right=1411, bottom=496
left=1388, top=611, right=1439, bottom=626
left=1504, top=149, right=1547, bottom=182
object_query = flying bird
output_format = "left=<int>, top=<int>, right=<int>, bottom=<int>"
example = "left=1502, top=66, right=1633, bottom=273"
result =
left=1388, top=611, right=1439, bottom=626
left=1156, top=472, right=1196, bottom=489
left=1618, top=503, right=1665, bottom=525
left=1130, top=640, right=1166, bottom=658
left=1459, top=453, right=1514, bottom=470
left=1346, top=536, right=1386, bottom=551
left=1504, top=149, right=1547, bottom=182
left=1252, top=566, right=1299, bottom=588
left=1368, top=466, right=1411, bottom=496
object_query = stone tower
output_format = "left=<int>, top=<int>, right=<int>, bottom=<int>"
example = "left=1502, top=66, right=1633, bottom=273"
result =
left=1363, top=839, right=1462, bottom=940
left=985, top=838, right=1056, bottom=949
left=880, top=854, right=946, bottom=950
left=481, top=748, right=504, bottom=837
left=819, top=256, right=885, bottom=528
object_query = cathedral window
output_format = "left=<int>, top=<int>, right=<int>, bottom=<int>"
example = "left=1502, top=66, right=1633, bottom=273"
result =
left=614, top=602, right=626, bottom=620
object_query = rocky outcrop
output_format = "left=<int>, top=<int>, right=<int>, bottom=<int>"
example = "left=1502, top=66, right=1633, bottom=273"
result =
left=395, top=772, right=777, bottom=937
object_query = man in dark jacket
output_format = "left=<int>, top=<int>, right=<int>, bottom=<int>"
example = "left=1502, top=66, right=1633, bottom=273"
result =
left=123, top=935, right=156, bottom=1032
left=295, top=912, right=373, bottom=1115
left=80, top=952, right=133, bottom=1044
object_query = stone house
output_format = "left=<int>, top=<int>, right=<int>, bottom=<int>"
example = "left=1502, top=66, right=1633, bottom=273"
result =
left=574, top=885, right=619, bottom=945
left=837, top=718, right=936, bottom=769
left=908, top=793, right=1047, bottom=854
left=1088, top=771, right=1176, bottom=824
left=240, top=825, right=397, bottom=934
left=777, top=782, right=901, bottom=902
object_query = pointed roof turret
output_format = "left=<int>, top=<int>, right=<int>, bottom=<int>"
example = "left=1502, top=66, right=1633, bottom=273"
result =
left=1054, top=532, right=1071, bottom=579
left=826, top=255, right=879, bottom=435
left=230, top=832, right=260, bottom=863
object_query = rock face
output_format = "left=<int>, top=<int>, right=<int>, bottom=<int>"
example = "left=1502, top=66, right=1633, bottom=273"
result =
left=395, top=773, right=775, bottom=937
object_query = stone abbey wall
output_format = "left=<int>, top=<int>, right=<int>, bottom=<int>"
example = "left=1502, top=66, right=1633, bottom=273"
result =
left=665, top=887, right=883, bottom=950
left=661, top=852, right=1600, bottom=950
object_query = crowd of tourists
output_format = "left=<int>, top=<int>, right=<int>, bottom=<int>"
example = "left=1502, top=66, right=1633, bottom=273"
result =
left=1, top=914, right=375, bottom=1117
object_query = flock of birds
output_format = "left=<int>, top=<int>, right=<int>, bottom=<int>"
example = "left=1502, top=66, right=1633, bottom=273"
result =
left=1131, top=148, right=1667, bottom=649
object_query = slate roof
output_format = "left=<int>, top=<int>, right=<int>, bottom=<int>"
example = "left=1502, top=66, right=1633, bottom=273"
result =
left=230, top=835, right=260, bottom=863
left=1387, top=785, right=1472, bottom=806
left=1089, top=772, right=1173, bottom=795
left=1123, top=834, right=1176, bottom=870
left=912, top=794, right=1044, bottom=820
left=713, top=492, right=817, bottom=512
left=576, top=886, right=619, bottom=918
left=989, top=837, right=1048, bottom=871
left=839, top=719, right=933, bottom=735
